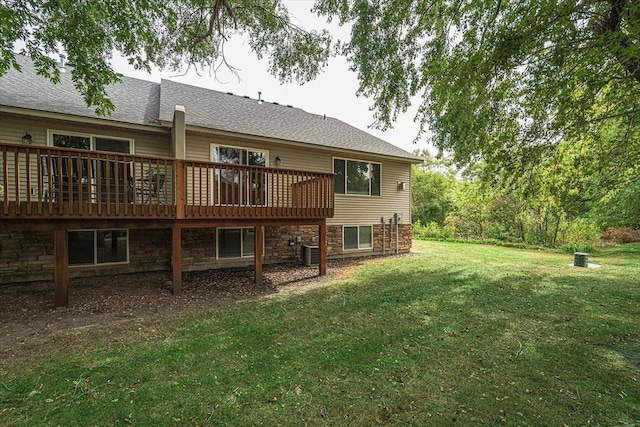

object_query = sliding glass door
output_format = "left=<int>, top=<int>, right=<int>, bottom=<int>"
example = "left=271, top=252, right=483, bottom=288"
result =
left=211, top=145, right=267, bottom=206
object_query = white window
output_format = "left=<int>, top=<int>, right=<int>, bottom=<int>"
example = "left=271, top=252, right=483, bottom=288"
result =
left=49, top=131, right=133, bottom=153
left=333, top=158, right=381, bottom=196
left=217, top=227, right=264, bottom=259
left=212, top=145, right=267, bottom=167
left=68, top=230, right=129, bottom=266
left=46, top=131, right=133, bottom=203
left=210, top=144, right=268, bottom=206
left=343, top=226, right=373, bottom=251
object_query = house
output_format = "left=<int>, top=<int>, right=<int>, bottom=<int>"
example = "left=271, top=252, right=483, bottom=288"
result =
left=0, top=55, right=421, bottom=307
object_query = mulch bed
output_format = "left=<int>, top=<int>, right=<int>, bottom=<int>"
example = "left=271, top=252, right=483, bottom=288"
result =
left=0, top=256, right=388, bottom=370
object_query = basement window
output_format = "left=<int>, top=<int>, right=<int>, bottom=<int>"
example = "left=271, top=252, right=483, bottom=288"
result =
left=343, top=226, right=373, bottom=251
left=68, top=230, right=129, bottom=266
left=216, top=227, right=265, bottom=259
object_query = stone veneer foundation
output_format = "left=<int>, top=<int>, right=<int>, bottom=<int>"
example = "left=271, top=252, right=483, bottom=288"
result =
left=0, top=224, right=412, bottom=284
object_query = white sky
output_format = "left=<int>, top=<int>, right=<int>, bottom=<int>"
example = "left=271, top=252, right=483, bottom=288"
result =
left=109, top=1, right=432, bottom=155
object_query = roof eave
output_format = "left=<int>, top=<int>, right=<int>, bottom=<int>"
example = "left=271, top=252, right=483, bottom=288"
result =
left=183, top=123, right=422, bottom=163
left=1, top=105, right=166, bottom=133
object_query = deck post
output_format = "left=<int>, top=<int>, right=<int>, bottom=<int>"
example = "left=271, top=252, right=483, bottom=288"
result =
left=53, top=228, right=69, bottom=307
left=175, top=161, right=185, bottom=219
left=319, top=221, right=327, bottom=276
left=172, top=224, right=182, bottom=294
left=254, top=225, right=263, bottom=284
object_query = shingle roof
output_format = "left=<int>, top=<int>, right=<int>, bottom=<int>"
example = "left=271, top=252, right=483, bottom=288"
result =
left=0, top=55, right=160, bottom=127
left=159, top=79, right=420, bottom=161
left=1, top=55, right=420, bottom=162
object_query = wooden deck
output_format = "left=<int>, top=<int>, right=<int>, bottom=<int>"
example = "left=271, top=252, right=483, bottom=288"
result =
left=1, top=142, right=335, bottom=223
left=1, top=142, right=333, bottom=307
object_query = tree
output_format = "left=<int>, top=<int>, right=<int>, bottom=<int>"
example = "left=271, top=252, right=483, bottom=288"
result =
left=314, top=0, right=640, bottom=171
left=1, top=0, right=331, bottom=114
left=411, top=150, right=456, bottom=225
left=447, top=179, right=489, bottom=239
left=5, top=0, right=640, bottom=189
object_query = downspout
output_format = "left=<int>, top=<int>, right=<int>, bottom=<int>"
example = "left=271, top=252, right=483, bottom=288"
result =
left=382, top=217, right=386, bottom=256
left=389, top=217, right=394, bottom=255
left=396, top=217, right=399, bottom=255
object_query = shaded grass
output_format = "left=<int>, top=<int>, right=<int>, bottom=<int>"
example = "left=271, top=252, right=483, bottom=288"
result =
left=1, top=241, right=639, bottom=426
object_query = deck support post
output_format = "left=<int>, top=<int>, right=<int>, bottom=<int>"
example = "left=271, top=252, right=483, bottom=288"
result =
left=319, top=221, right=327, bottom=276
left=175, top=162, right=185, bottom=219
left=172, top=224, right=182, bottom=294
left=53, top=228, right=69, bottom=307
left=254, top=225, right=263, bottom=285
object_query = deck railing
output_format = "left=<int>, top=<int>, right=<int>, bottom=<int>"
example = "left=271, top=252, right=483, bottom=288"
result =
left=0, top=142, right=334, bottom=220
left=183, top=161, right=334, bottom=219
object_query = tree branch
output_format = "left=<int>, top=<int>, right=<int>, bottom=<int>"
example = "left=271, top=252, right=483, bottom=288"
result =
left=594, top=0, right=640, bottom=82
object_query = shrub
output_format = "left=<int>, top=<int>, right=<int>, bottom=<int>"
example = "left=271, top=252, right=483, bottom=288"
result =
left=564, top=218, right=601, bottom=244
left=412, top=220, right=452, bottom=240
left=558, top=243, right=596, bottom=254
left=601, top=227, right=640, bottom=243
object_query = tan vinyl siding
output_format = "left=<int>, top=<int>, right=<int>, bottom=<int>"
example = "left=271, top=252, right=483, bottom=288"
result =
left=184, top=129, right=411, bottom=226
left=331, top=158, right=410, bottom=226
left=184, top=131, right=333, bottom=206
left=2, top=114, right=412, bottom=222
left=0, top=113, right=171, bottom=156
left=265, top=144, right=331, bottom=173
left=0, top=113, right=171, bottom=203
left=0, top=150, right=33, bottom=203
left=185, top=131, right=212, bottom=161
left=132, top=133, right=171, bottom=158
left=1, top=114, right=53, bottom=147
left=186, top=130, right=332, bottom=172
left=184, top=132, right=210, bottom=205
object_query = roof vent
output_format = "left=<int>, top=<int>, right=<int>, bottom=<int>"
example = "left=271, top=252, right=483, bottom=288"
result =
left=323, top=114, right=326, bottom=120
left=226, top=92, right=234, bottom=95
left=243, top=95, right=249, bottom=99
left=59, top=55, right=66, bottom=73
left=258, top=91, right=263, bottom=104
left=273, top=102, right=279, bottom=105
left=287, top=105, right=293, bottom=108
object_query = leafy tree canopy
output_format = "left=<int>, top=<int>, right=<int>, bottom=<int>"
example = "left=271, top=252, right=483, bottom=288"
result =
left=411, top=150, right=456, bottom=225
left=315, top=0, right=640, bottom=170
left=0, top=0, right=331, bottom=114
left=3, top=0, right=640, bottom=180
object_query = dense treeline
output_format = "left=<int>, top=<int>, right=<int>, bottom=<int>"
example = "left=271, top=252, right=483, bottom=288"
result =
left=411, top=131, right=640, bottom=248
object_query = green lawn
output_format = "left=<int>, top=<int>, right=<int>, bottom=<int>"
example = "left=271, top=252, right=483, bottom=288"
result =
left=1, top=241, right=639, bottom=426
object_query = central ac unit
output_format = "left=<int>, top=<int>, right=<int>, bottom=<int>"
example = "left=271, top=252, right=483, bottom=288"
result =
left=302, top=245, right=319, bottom=266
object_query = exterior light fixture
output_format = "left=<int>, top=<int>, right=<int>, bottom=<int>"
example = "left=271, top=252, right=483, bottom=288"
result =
left=397, top=181, right=406, bottom=190
left=21, top=132, right=33, bottom=144
left=275, top=155, right=281, bottom=166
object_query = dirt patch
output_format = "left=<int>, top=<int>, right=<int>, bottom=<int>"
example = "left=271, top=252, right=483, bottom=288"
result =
left=1, top=255, right=404, bottom=372
left=609, top=340, right=640, bottom=371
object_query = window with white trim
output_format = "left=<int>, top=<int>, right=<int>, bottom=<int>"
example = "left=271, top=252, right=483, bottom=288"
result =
left=49, top=131, right=132, bottom=153
left=212, top=145, right=267, bottom=167
left=343, top=226, right=373, bottom=250
left=211, top=144, right=268, bottom=205
left=217, top=227, right=264, bottom=259
left=333, top=158, right=381, bottom=196
left=68, top=230, right=129, bottom=266
left=47, top=131, right=133, bottom=204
